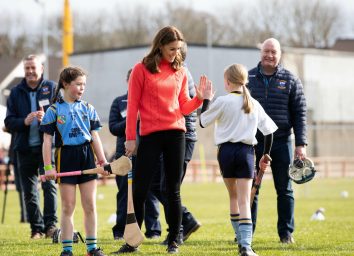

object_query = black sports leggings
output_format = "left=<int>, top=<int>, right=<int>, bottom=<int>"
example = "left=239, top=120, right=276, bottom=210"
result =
left=133, top=130, right=185, bottom=244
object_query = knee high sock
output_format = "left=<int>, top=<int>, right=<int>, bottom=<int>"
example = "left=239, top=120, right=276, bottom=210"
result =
left=239, top=218, right=253, bottom=250
left=62, top=240, right=73, bottom=252
left=230, top=213, right=240, bottom=242
left=86, top=237, right=97, bottom=252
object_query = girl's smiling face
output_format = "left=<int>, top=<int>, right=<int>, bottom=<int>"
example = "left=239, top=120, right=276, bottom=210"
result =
left=64, top=75, right=86, bottom=102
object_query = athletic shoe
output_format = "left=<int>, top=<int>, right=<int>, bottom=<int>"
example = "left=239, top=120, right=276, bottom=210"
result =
left=146, top=234, right=160, bottom=239
left=111, top=243, right=138, bottom=254
left=45, top=226, right=58, bottom=238
left=31, top=231, right=44, bottom=239
left=112, top=229, right=124, bottom=241
left=183, top=221, right=201, bottom=241
left=280, top=235, right=295, bottom=244
left=87, top=247, right=105, bottom=256
left=239, top=247, right=258, bottom=256
left=167, top=242, right=179, bottom=254
left=60, top=251, right=73, bottom=256
left=161, top=233, right=183, bottom=246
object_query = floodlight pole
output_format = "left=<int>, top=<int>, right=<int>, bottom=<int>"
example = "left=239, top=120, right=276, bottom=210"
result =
left=206, top=18, right=213, bottom=79
left=35, top=0, right=49, bottom=79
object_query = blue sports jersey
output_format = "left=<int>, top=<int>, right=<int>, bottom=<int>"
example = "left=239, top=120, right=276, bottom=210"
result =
left=40, top=99, right=102, bottom=147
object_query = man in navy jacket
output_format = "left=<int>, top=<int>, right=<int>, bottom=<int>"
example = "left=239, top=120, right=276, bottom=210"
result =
left=248, top=38, right=307, bottom=244
left=5, top=55, right=58, bottom=239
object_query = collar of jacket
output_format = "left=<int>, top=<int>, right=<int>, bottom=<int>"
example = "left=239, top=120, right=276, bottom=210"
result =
left=20, top=75, right=45, bottom=92
left=256, top=62, right=283, bottom=78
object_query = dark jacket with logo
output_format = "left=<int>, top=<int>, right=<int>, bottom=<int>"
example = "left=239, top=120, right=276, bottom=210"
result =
left=109, top=93, right=127, bottom=159
left=248, top=62, right=307, bottom=146
left=5, top=77, right=56, bottom=151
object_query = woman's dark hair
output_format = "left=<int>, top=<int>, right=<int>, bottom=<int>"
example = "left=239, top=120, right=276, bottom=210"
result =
left=180, top=42, right=187, bottom=62
left=143, top=26, right=185, bottom=73
left=53, top=66, right=87, bottom=103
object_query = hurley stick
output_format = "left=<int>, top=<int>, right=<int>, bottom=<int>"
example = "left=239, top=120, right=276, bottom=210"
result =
left=250, top=154, right=272, bottom=206
left=40, top=156, right=131, bottom=182
left=123, top=170, right=144, bottom=247
left=1, top=163, right=10, bottom=224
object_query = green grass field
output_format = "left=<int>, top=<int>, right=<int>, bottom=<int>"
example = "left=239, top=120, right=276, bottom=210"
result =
left=1, top=178, right=354, bottom=256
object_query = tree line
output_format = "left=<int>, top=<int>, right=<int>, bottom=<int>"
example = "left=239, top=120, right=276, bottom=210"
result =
left=0, top=0, right=347, bottom=58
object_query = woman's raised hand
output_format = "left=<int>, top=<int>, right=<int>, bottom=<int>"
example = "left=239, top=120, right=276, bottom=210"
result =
left=196, top=75, right=215, bottom=100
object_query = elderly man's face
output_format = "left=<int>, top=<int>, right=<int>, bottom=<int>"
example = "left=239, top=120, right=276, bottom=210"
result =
left=24, top=59, right=43, bottom=87
left=261, top=40, right=281, bottom=70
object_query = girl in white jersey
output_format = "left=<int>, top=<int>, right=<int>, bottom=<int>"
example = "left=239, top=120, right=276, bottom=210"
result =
left=200, top=64, right=277, bottom=256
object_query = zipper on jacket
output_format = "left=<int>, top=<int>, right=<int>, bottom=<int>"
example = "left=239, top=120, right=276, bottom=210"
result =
left=261, top=75, right=272, bottom=102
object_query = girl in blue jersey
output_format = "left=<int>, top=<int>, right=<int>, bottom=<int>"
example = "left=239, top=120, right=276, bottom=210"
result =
left=40, top=67, right=108, bottom=256
left=199, top=64, right=277, bottom=256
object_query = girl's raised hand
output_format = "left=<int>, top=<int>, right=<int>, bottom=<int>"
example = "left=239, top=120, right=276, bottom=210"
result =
left=204, top=79, right=215, bottom=100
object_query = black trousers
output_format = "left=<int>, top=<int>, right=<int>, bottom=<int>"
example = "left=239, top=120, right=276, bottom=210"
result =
left=17, top=147, right=57, bottom=233
left=158, top=140, right=198, bottom=232
left=133, top=130, right=185, bottom=245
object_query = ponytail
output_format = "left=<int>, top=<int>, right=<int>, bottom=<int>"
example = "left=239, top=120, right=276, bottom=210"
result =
left=52, top=81, right=63, bottom=103
left=242, top=86, right=253, bottom=114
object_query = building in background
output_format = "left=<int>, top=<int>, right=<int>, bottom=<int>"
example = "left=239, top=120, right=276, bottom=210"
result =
left=283, top=47, right=354, bottom=157
left=0, top=56, right=61, bottom=105
left=1, top=43, right=354, bottom=158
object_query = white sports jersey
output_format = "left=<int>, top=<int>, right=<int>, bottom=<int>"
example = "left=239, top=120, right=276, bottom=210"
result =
left=200, top=93, right=277, bottom=146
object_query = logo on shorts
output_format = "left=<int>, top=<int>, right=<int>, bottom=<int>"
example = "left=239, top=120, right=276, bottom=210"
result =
left=57, top=115, right=66, bottom=124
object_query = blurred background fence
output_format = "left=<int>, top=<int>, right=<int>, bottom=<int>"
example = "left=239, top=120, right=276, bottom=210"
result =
left=2, top=157, right=353, bottom=189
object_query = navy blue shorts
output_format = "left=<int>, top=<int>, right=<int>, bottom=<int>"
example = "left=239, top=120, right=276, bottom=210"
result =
left=217, top=142, right=255, bottom=179
left=55, top=142, right=97, bottom=184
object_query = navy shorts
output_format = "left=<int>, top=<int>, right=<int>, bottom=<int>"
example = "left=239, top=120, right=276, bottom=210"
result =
left=217, top=142, right=255, bottom=179
left=55, top=142, right=98, bottom=184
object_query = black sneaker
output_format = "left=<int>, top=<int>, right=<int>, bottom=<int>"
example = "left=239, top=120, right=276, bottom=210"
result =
left=31, top=231, right=44, bottom=239
left=111, top=243, right=138, bottom=254
left=87, top=247, right=105, bottom=256
left=60, top=251, right=73, bottom=256
left=161, top=233, right=183, bottom=246
left=239, top=247, right=258, bottom=256
left=183, top=221, right=201, bottom=241
left=45, top=226, right=58, bottom=238
left=280, top=235, right=295, bottom=244
left=161, top=237, right=168, bottom=245
left=146, top=234, right=160, bottom=239
left=112, top=229, right=124, bottom=241
left=167, top=242, right=179, bottom=254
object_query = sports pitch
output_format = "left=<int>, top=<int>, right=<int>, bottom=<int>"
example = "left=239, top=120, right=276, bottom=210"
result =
left=1, top=178, right=353, bottom=255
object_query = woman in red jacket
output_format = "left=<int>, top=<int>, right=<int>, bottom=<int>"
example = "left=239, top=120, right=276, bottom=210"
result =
left=115, top=26, right=213, bottom=254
